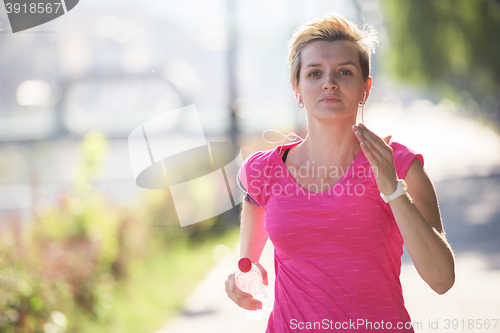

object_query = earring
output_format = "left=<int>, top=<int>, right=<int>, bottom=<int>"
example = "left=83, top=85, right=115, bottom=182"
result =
left=358, top=92, right=366, bottom=124
left=297, top=93, right=304, bottom=108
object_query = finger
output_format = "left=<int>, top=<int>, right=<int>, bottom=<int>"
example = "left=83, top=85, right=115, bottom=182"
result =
left=232, top=294, right=263, bottom=310
left=254, top=263, right=268, bottom=286
left=357, top=124, right=393, bottom=158
left=230, top=282, right=253, bottom=299
left=383, top=135, right=392, bottom=145
left=360, top=140, right=382, bottom=167
left=354, top=129, right=383, bottom=163
left=241, top=299, right=263, bottom=311
left=230, top=288, right=263, bottom=310
left=358, top=124, right=389, bottom=151
left=225, top=275, right=262, bottom=310
left=353, top=127, right=363, bottom=143
left=357, top=123, right=386, bottom=146
left=232, top=291, right=263, bottom=310
left=226, top=274, right=251, bottom=299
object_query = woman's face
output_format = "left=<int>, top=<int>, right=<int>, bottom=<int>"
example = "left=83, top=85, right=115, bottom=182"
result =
left=295, top=40, right=371, bottom=121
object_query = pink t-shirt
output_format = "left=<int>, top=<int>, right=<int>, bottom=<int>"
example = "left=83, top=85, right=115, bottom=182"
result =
left=239, top=139, right=424, bottom=333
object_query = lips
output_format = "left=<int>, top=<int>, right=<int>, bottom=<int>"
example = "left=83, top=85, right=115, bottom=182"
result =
left=320, top=96, right=341, bottom=102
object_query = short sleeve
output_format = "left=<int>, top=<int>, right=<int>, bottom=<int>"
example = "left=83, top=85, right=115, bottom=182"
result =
left=244, top=193, right=261, bottom=207
left=238, top=150, right=272, bottom=208
left=236, top=167, right=261, bottom=207
left=390, top=141, right=424, bottom=179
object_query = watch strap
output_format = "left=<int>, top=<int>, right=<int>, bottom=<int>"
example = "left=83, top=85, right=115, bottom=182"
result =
left=380, top=179, right=407, bottom=203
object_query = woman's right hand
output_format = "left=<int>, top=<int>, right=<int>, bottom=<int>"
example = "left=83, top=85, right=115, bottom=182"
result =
left=224, top=262, right=268, bottom=310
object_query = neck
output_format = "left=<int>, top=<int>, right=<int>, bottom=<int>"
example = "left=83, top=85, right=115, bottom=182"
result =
left=295, top=116, right=360, bottom=168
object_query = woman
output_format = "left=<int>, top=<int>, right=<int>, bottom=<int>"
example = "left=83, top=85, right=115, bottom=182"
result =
left=225, top=13, right=455, bottom=332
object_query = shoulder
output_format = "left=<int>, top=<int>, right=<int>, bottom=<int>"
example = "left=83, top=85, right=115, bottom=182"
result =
left=239, top=149, right=275, bottom=187
left=390, top=141, right=423, bottom=163
left=399, top=145, right=443, bottom=233
left=241, top=149, right=275, bottom=172
left=243, top=149, right=274, bottom=164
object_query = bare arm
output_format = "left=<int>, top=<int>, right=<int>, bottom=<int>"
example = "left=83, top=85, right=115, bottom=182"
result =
left=353, top=123, right=455, bottom=294
left=225, top=199, right=269, bottom=310
left=390, top=157, right=455, bottom=294
left=240, top=199, right=268, bottom=263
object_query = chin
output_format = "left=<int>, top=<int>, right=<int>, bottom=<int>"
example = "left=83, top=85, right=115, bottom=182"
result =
left=310, top=106, right=356, bottom=119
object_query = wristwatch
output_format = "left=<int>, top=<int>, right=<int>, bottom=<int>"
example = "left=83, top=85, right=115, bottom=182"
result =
left=380, top=179, right=407, bottom=203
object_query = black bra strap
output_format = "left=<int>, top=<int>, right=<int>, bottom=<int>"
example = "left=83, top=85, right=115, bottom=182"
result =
left=282, top=148, right=290, bottom=163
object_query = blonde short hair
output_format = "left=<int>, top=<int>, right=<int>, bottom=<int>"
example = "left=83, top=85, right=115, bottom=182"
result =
left=287, top=13, right=379, bottom=89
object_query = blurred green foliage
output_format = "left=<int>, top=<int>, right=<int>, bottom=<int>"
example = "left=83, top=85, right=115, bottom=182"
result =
left=0, top=132, right=240, bottom=332
left=382, top=0, right=500, bottom=117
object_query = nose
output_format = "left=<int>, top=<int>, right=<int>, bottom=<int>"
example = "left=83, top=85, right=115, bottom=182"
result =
left=322, top=72, right=338, bottom=90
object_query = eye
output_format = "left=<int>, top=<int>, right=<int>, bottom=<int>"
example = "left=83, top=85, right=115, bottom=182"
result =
left=308, top=71, right=321, bottom=77
left=339, top=69, right=352, bottom=75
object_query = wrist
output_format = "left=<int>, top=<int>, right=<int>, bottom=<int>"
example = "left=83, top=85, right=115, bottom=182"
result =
left=381, top=181, right=398, bottom=196
left=388, top=192, right=412, bottom=205
left=380, top=179, right=407, bottom=203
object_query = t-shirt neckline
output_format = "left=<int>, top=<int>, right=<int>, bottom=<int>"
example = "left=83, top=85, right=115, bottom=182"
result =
left=272, top=140, right=365, bottom=195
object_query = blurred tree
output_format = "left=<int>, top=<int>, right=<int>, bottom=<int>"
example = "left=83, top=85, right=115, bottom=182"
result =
left=382, top=0, right=500, bottom=119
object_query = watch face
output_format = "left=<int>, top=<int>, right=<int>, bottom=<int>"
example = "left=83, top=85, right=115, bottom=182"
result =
left=401, top=180, right=408, bottom=191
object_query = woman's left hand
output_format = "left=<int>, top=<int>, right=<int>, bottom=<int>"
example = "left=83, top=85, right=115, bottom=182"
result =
left=352, top=123, right=398, bottom=196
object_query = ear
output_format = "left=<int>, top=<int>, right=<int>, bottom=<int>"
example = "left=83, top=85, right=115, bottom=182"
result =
left=363, top=76, right=373, bottom=102
left=292, top=87, right=301, bottom=100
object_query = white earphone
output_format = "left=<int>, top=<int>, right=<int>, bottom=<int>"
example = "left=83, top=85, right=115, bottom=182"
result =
left=297, top=93, right=305, bottom=108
